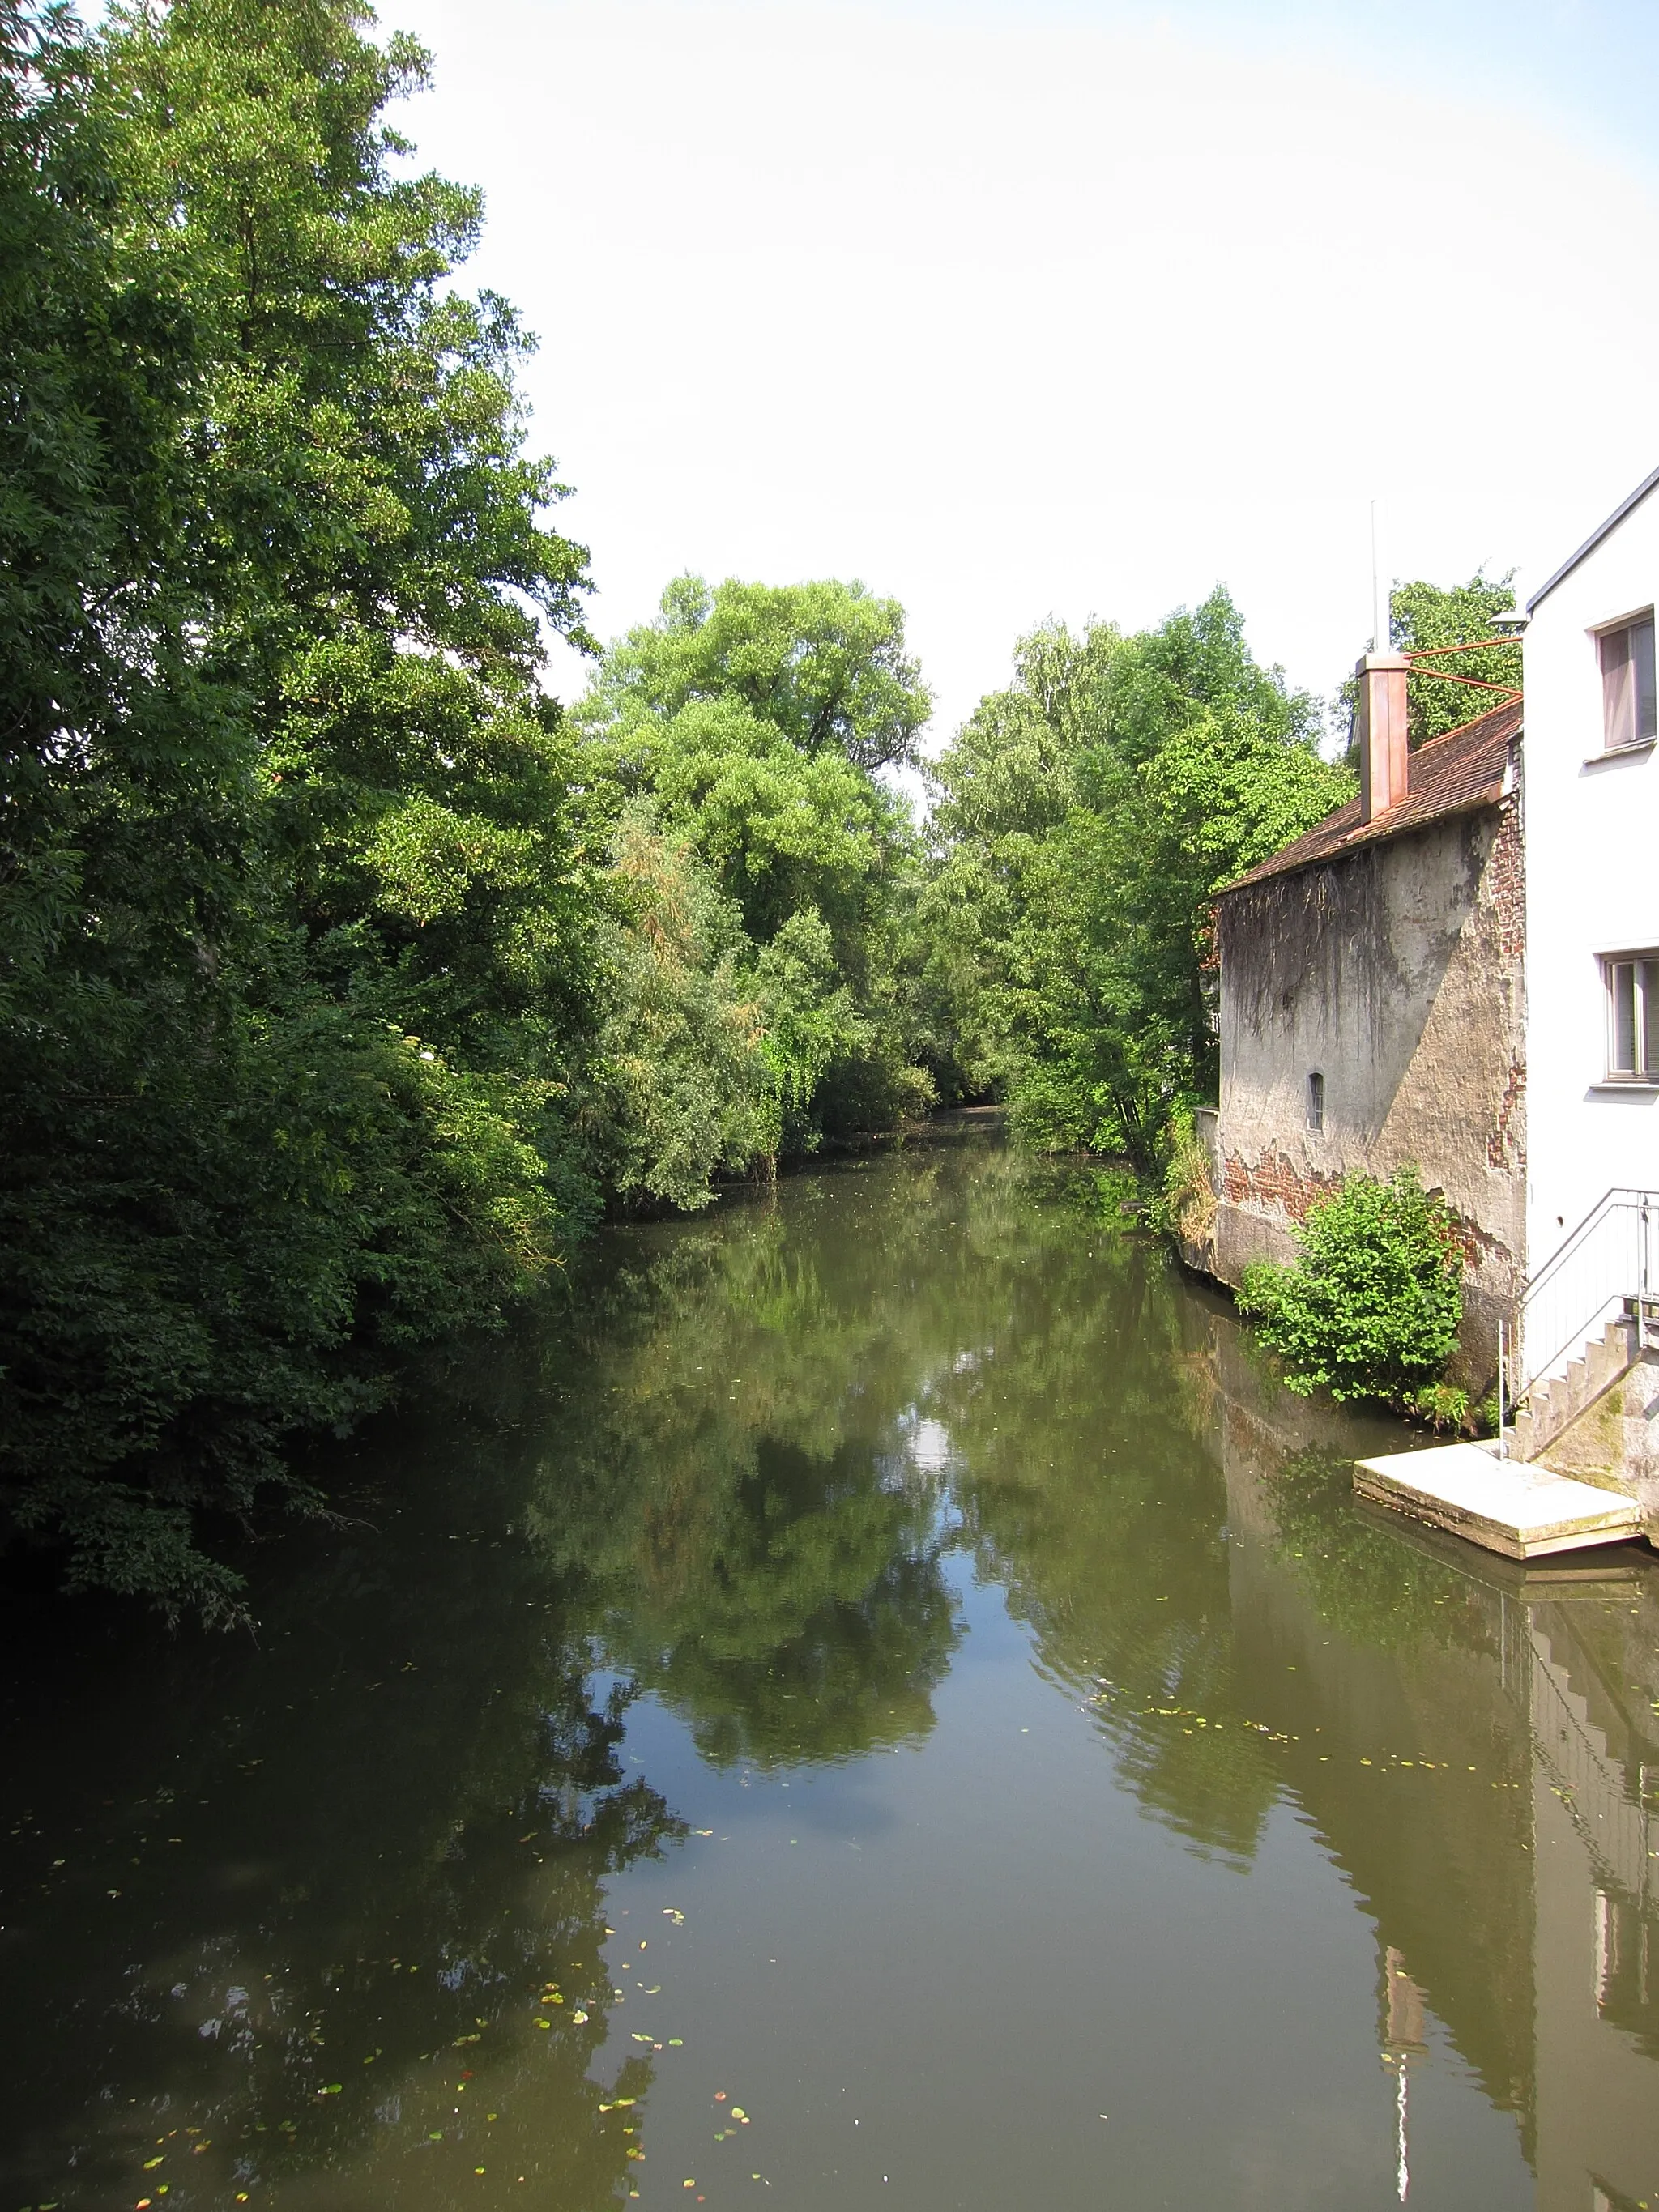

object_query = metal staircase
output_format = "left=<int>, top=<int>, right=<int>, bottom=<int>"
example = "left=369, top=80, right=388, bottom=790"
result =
left=1505, top=1190, right=1659, bottom=1464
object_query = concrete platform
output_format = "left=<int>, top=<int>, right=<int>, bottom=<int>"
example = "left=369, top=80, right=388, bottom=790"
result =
left=1353, top=1443, right=1644, bottom=1560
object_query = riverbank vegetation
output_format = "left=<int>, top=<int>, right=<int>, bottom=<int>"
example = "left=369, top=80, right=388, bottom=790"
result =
left=919, top=599, right=1350, bottom=1163
left=0, top=0, right=1503, bottom=1613
left=1239, top=1170, right=1470, bottom=1427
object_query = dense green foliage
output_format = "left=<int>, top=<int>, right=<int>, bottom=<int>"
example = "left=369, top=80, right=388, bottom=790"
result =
left=0, top=0, right=942, bottom=1613
left=1239, top=1168, right=1465, bottom=1412
left=0, top=0, right=1499, bottom=1614
left=2, top=0, right=602, bottom=1615
left=923, top=592, right=1352, bottom=1163
left=1336, top=571, right=1521, bottom=754
left=1392, top=572, right=1521, bottom=748
left=574, top=574, right=938, bottom=1157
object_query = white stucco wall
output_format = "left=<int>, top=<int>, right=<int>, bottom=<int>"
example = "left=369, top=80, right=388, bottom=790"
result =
left=1522, top=486, right=1659, bottom=1368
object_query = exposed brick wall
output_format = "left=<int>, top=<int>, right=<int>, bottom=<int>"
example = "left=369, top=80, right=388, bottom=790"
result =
left=1444, top=1213, right=1513, bottom=1276
left=1220, top=1147, right=1341, bottom=1223
left=1488, top=787, right=1525, bottom=968
left=1486, top=1054, right=1523, bottom=1170
left=1221, top=1149, right=1515, bottom=1278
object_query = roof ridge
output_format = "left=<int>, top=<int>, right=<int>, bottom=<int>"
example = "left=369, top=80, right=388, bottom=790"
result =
left=1219, top=695, right=1518, bottom=896
left=1410, top=693, right=1523, bottom=752
left=1527, top=464, right=1659, bottom=613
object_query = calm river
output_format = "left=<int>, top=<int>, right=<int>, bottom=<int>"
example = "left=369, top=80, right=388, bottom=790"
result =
left=4, top=1127, right=1659, bottom=2212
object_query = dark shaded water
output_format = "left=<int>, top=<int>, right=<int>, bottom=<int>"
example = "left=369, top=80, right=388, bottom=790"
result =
left=5, top=1129, right=1659, bottom=2212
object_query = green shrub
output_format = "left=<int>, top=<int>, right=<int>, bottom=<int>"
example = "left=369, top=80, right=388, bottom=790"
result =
left=1239, top=1167, right=1463, bottom=1407
left=1149, top=1106, right=1215, bottom=1244
left=1405, top=1382, right=1471, bottom=1434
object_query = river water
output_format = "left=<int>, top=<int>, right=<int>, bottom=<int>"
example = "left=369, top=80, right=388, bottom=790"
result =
left=4, top=1127, right=1659, bottom=2212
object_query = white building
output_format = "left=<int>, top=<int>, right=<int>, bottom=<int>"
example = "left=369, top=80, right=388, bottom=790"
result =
left=1516, top=472, right=1659, bottom=1434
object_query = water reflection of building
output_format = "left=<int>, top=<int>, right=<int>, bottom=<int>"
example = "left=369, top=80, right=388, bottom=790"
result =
left=1382, top=1948, right=1427, bottom=2201
left=1206, top=1317, right=1659, bottom=2211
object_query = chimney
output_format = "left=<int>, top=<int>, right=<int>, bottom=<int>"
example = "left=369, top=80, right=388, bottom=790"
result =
left=1356, top=652, right=1410, bottom=822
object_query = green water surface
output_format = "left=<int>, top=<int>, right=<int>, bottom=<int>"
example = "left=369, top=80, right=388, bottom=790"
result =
left=4, top=1128, right=1658, bottom=2211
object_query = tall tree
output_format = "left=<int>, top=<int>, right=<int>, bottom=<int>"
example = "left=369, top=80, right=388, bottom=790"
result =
left=927, top=590, right=1350, bottom=1161
left=1390, top=572, right=1521, bottom=748
left=576, top=576, right=937, bottom=1151
left=582, top=573, right=930, bottom=774
left=2, top=0, right=604, bottom=1616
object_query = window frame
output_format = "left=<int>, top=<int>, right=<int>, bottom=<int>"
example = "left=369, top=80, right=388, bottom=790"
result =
left=1601, top=952, right=1659, bottom=1084
left=1306, top=1070, right=1324, bottom=1132
left=1596, top=609, right=1657, bottom=752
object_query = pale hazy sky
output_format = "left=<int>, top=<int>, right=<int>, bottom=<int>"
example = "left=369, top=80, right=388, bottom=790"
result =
left=377, top=0, right=1659, bottom=741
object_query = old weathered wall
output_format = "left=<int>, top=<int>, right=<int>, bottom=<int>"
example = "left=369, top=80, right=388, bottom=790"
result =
left=1212, top=798, right=1525, bottom=1386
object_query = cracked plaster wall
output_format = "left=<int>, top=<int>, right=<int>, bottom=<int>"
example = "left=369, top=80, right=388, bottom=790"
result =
left=1211, top=799, right=1525, bottom=1386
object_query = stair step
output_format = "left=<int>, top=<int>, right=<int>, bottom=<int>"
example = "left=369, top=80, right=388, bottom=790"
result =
left=1512, top=1311, right=1647, bottom=1462
left=1354, top=1444, right=1643, bottom=1560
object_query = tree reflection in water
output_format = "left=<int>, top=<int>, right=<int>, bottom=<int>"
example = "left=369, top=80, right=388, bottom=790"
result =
left=5, top=1129, right=1659, bottom=2212
left=0, top=1441, right=680, bottom=2212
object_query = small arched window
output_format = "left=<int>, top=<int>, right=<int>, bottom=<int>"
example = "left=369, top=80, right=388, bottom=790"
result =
left=1307, top=1072, right=1325, bottom=1132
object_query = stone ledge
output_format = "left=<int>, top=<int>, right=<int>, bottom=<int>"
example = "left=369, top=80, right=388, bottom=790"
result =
left=1354, top=1443, right=1643, bottom=1561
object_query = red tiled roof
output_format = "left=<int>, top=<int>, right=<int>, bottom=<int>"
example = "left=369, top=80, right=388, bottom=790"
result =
left=1220, top=696, right=1520, bottom=894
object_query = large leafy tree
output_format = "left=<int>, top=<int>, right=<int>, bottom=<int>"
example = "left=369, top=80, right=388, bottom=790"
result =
left=1390, top=572, right=1521, bottom=748
left=582, top=573, right=929, bottom=773
left=927, top=590, right=1350, bottom=1161
left=1, top=0, right=603, bottom=1616
left=100, top=0, right=597, bottom=1067
left=576, top=575, right=936, bottom=1150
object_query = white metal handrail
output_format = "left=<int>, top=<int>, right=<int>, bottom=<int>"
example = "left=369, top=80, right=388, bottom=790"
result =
left=1516, top=1187, right=1658, bottom=1400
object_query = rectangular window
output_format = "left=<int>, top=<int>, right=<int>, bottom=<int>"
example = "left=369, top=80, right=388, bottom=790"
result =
left=1605, top=954, right=1659, bottom=1080
left=1598, top=613, right=1657, bottom=749
left=1306, top=1071, right=1324, bottom=1131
